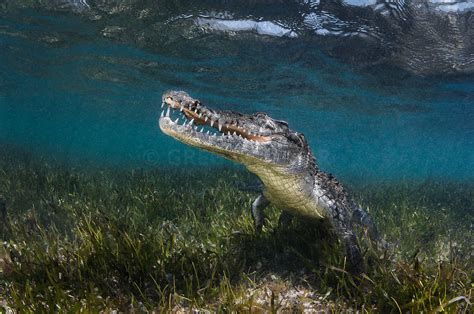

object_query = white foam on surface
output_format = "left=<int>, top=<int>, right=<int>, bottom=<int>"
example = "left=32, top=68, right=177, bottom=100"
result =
left=195, top=18, right=298, bottom=38
left=343, top=0, right=378, bottom=7
left=429, top=0, right=474, bottom=12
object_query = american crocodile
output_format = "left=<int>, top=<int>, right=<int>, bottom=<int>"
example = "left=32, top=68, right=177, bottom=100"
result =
left=159, top=90, right=383, bottom=272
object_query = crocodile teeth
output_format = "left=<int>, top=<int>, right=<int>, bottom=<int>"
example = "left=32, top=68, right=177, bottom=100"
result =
left=190, top=118, right=194, bottom=125
left=206, top=130, right=210, bottom=135
left=165, top=107, right=170, bottom=117
left=160, top=111, right=164, bottom=118
left=210, top=120, right=214, bottom=127
left=180, top=105, right=184, bottom=112
left=199, top=112, right=202, bottom=118
left=204, top=116, right=208, bottom=122
left=161, top=102, right=165, bottom=108
left=218, top=124, right=222, bottom=132
left=174, top=117, right=179, bottom=123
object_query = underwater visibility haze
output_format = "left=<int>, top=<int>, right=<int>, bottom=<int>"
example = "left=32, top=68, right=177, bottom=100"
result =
left=0, top=0, right=473, bottom=312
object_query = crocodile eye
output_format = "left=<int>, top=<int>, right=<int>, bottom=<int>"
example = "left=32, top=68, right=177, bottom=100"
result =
left=254, top=112, right=268, bottom=118
left=288, top=132, right=307, bottom=147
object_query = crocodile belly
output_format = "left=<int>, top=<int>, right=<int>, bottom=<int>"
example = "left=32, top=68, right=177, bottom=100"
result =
left=263, top=181, right=327, bottom=219
left=247, top=164, right=328, bottom=219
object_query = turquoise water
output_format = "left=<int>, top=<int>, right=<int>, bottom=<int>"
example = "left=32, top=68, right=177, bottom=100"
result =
left=0, top=10, right=473, bottom=183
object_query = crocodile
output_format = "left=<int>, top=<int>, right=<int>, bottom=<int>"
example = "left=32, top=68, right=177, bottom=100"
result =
left=159, top=90, right=383, bottom=272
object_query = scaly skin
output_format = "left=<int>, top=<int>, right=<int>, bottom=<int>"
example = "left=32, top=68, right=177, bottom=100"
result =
left=159, top=90, right=382, bottom=273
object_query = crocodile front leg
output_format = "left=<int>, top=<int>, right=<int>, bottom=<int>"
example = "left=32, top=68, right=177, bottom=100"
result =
left=251, top=194, right=269, bottom=232
left=278, top=211, right=294, bottom=229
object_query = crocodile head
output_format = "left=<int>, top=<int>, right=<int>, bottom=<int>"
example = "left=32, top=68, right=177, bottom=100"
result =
left=159, top=91, right=315, bottom=174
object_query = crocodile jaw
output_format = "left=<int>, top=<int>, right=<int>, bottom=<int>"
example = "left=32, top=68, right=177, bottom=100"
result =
left=160, top=113, right=277, bottom=164
left=158, top=91, right=287, bottom=164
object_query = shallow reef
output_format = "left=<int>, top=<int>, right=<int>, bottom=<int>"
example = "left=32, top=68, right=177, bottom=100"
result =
left=0, top=149, right=472, bottom=312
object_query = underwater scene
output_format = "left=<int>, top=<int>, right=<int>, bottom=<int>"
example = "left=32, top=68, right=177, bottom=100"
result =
left=0, top=1, right=473, bottom=312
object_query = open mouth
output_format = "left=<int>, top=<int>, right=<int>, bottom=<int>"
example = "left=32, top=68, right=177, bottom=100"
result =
left=159, top=95, right=271, bottom=142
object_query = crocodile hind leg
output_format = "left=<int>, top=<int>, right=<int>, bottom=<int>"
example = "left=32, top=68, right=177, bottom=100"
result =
left=330, top=210, right=365, bottom=273
left=352, top=205, right=391, bottom=250
left=341, top=230, right=364, bottom=273
left=352, top=206, right=380, bottom=241
left=251, top=194, right=269, bottom=232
